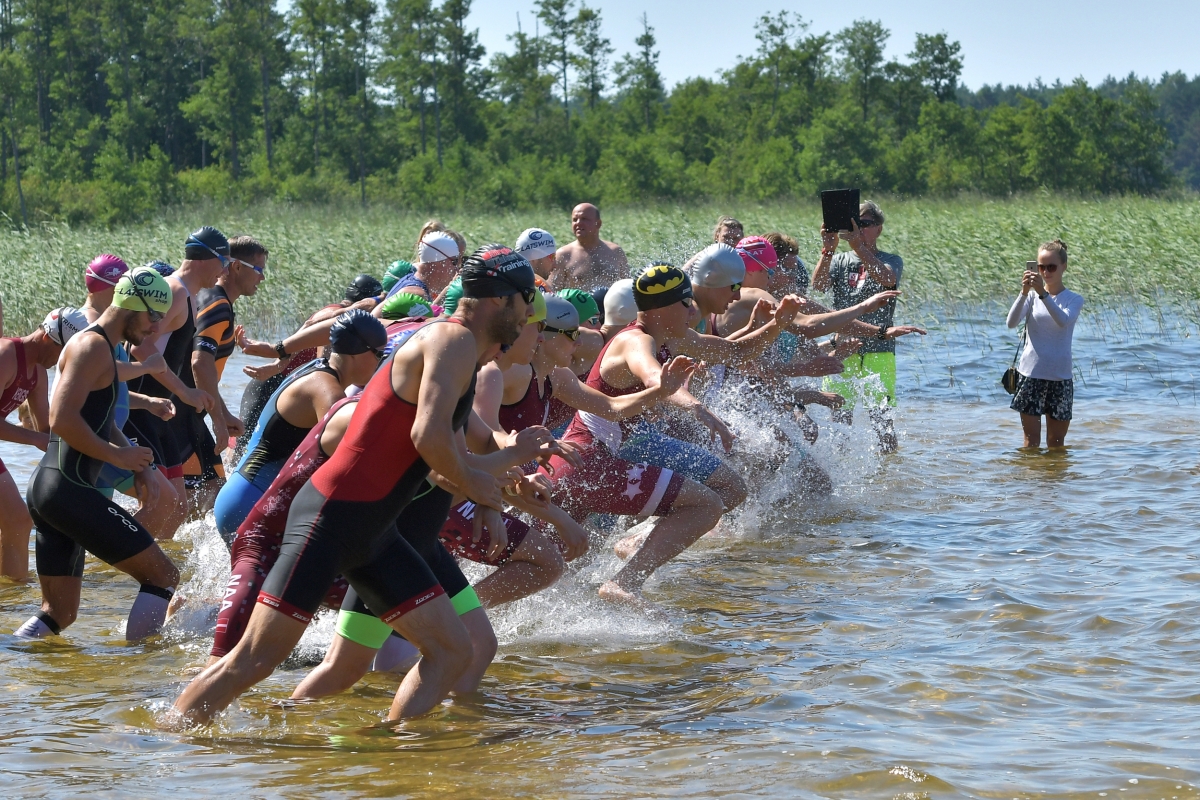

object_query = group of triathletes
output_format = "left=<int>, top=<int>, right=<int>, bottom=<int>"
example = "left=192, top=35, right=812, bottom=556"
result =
left=0, top=200, right=923, bottom=725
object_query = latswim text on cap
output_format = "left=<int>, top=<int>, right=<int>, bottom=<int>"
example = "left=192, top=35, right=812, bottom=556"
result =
left=113, top=267, right=173, bottom=314
left=687, top=243, right=745, bottom=288
left=515, top=228, right=557, bottom=261
left=633, top=263, right=693, bottom=312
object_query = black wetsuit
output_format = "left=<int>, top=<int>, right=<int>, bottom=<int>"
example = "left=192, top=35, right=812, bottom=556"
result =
left=124, top=296, right=196, bottom=476
left=27, top=326, right=156, bottom=577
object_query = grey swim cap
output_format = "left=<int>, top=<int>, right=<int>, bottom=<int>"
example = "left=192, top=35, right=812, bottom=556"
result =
left=544, top=294, right=580, bottom=330
left=687, top=243, right=746, bottom=288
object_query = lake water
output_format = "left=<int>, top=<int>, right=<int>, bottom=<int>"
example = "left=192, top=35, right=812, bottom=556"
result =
left=1, top=303, right=1198, bottom=798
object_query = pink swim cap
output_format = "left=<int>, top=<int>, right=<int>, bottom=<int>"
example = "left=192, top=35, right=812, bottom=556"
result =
left=736, top=236, right=778, bottom=274
left=85, top=254, right=129, bottom=293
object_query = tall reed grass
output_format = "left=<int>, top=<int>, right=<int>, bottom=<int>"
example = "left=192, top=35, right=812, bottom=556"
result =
left=1, top=195, right=1197, bottom=336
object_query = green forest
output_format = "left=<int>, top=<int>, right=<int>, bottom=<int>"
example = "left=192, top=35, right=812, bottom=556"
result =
left=0, top=0, right=1197, bottom=226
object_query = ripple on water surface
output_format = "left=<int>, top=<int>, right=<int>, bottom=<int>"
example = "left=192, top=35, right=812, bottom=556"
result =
left=2, top=311, right=1200, bottom=797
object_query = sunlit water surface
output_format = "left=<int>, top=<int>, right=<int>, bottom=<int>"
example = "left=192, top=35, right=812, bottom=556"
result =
left=1, top=304, right=1198, bottom=799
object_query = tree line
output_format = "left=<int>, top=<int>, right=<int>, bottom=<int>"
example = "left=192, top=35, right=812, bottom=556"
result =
left=0, top=0, right=1195, bottom=227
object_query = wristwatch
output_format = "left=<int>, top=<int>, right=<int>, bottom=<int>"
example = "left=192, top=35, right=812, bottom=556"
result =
left=274, top=340, right=289, bottom=358
left=876, top=324, right=888, bottom=341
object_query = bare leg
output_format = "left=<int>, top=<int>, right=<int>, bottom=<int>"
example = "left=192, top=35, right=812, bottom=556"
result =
left=185, top=478, right=223, bottom=522
left=1046, top=417, right=1070, bottom=449
left=601, top=479, right=723, bottom=601
left=0, top=471, right=32, bottom=581
left=128, top=469, right=181, bottom=540
left=292, top=633, right=379, bottom=699
left=1020, top=413, right=1041, bottom=448
left=473, top=528, right=565, bottom=607
left=162, top=476, right=188, bottom=538
left=172, top=604, right=309, bottom=725
left=31, top=575, right=82, bottom=631
left=869, top=407, right=897, bottom=453
left=385, top=594, right=472, bottom=721
left=453, top=608, right=496, bottom=694
left=704, top=463, right=747, bottom=511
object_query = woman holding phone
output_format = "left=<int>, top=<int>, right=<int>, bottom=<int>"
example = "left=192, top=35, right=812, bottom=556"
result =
left=1005, top=239, right=1084, bottom=448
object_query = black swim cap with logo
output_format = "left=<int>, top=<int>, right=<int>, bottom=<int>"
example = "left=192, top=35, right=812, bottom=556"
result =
left=184, top=226, right=230, bottom=260
left=329, top=309, right=388, bottom=355
left=633, top=262, right=693, bottom=312
left=345, top=273, right=383, bottom=302
left=460, top=244, right=536, bottom=299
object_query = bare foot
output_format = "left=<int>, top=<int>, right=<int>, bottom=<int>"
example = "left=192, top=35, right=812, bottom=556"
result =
left=613, top=530, right=649, bottom=560
left=598, top=581, right=647, bottom=606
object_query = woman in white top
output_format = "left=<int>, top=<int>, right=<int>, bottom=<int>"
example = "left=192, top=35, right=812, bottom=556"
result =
left=1005, top=239, right=1085, bottom=448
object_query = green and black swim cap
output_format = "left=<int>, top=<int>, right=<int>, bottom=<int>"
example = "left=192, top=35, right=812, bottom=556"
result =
left=113, top=266, right=173, bottom=314
left=460, top=244, right=536, bottom=300
left=633, top=262, right=692, bottom=312
left=345, top=273, right=383, bottom=302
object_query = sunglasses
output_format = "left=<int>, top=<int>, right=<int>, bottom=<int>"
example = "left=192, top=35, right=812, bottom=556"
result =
left=858, top=218, right=880, bottom=228
left=232, top=256, right=265, bottom=275
left=543, top=325, right=580, bottom=341
left=133, top=289, right=164, bottom=323
left=586, top=315, right=601, bottom=326
left=1037, top=263, right=1060, bottom=273
left=680, top=297, right=693, bottom=308
left=188, top=237, right=231, bottom=268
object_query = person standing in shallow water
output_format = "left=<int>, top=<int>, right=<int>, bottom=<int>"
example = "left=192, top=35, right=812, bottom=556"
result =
left=1006, top=239, right=1084, bottom=448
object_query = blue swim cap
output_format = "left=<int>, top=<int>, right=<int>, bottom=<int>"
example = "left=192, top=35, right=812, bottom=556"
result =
left=329, top=309, right=387, bottom=355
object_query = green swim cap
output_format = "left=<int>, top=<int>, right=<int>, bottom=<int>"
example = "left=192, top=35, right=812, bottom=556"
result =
left=112, top=266, right=172, bottom=314
left=558, top=288, right=600, bottom=324
left=381, top=259, right=415, bottom=292
left=379, top=290, right=434, bottom=320
left=441, top=277, right=464, bottom=316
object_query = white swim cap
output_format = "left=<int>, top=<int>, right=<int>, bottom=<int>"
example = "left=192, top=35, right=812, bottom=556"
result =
left=687, top=243, right=745, bottom=288
left=604, top=279, right=637, bottom=327
left=515, top=228, right=557, bottom=261
left=42, top=306, right=90, bottom=346
left=417, top=231, right=460, bottom=263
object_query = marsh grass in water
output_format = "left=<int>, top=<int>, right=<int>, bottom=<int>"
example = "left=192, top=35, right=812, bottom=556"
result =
left=1, top=195, right=1198, bottom=335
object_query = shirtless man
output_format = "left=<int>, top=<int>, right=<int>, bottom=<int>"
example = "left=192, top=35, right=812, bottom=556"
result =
left=551, top=204, right=629, bottom=291
left=15, top=268, right=181, bottom=641
left=171, top=246, right=534, bottom=726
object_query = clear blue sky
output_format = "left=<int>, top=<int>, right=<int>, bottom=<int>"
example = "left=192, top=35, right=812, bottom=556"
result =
left=465, top=0, right=1200, bottom=90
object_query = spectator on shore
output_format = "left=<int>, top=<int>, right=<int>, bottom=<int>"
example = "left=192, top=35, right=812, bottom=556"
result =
left=713, top=216, right=744, bottom=248
left=551, top=203, right=629, bottom=291
left=1006, top=239, right=1083, bottom=449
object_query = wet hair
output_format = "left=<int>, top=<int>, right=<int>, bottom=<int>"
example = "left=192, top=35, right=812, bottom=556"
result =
left=713, top=216, right=743, bottom=242
left=1039, top=238, right=1069, bottom=264
left=414, top=219, right=446, bottom=259
left=859, top=201, right=885, bottom=225
left=229, top=235, right=268, bottom=262
left=763, top=232, right=798, bottom=260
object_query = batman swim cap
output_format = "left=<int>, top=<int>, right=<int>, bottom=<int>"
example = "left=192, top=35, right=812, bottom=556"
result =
left=633, top=262, right=692, bottom=312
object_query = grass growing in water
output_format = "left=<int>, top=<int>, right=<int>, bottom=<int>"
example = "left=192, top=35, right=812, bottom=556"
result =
left=1, top=195, right=1198, bottom=335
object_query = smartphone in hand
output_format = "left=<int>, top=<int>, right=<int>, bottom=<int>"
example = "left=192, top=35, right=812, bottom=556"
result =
left=1026, top=260, right=1037, bottom=272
